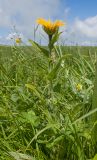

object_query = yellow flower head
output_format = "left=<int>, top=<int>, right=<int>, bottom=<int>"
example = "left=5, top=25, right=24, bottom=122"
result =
left=36, top=18, right=64, bottom=35
left=76, top=84, right=82, bottom=91
left=15, top=38, right=22, bottom=44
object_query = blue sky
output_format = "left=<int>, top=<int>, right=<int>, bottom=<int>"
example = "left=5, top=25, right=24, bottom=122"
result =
left=0, top=0, right=97, bottom=45
left=66, top=0, right=97, bottom=19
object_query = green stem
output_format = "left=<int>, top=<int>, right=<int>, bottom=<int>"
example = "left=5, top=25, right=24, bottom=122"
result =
left=48, top=35, right=54, bottom=108
left=48, top=35, right=52, bottom=72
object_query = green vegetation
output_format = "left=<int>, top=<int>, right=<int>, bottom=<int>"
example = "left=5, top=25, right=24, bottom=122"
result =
left=0, top=44, right=97, bottom=160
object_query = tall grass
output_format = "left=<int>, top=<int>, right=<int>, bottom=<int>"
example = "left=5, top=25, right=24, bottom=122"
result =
left=0, top=45, right=97, bottom=160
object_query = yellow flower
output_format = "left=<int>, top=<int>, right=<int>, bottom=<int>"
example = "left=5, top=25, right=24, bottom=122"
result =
left=15, top=38, right=22, bottom=44
left=36, top=18, right=64, bottom=35
left=76, top=84, right=82, bottom=91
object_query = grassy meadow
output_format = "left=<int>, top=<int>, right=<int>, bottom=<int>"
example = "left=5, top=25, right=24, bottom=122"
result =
left=0, top=44, right=97, bottom=160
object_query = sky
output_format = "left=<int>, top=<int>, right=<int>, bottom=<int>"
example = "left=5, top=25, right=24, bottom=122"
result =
left=0, top=0, right=97, bottom=45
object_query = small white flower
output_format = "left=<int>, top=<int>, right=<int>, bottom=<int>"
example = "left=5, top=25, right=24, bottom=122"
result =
left=6, top=32, right=23, bottom=41
left=6, top=34, right=14, bottom=40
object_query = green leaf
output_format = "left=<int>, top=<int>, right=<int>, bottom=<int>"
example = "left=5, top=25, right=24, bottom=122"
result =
left=9, top=152, right=35, bottom=160
left=53, top=83, right=61, bottom=93
left=25, top=84, right=44, bottom=101
left=11, top=94, right=19, bottom=102
left=22, top=110, right=40, bottom=127
left=73, top=108, right=97, bottom=124
left=46, top=135, right=64, bottom=148
left=48, top=58, right=62, bottom=80
left=26, top=124, right=57, bottom=150
left=93, top=154, right=97, bottom=160
left=49, top=32, right=62, bottom=49
left=48, top=54, right=71, bottom=80
left=29, top=39, right=49, bottom=57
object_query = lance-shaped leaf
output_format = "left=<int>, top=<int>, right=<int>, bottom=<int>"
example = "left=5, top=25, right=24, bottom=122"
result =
left=29, top=39, right=49, bottom=57
left=48, top=57, right=62, bottom=81
left=49, top=32, right=62, bottom=50
left=93, top=154, right=97, bottom=160
left=9, top=152, right=34, bottom=160
left=48, top=55, right=71, bottom=81
left=25, top=84, right=44, bottom=102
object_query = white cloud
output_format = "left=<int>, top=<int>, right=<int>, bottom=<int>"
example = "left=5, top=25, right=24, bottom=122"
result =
left=73, top=15, right=97, bottom=38
left=0, top=0, right=68, bottom=44
left=0, top=0, right=64, bottom=33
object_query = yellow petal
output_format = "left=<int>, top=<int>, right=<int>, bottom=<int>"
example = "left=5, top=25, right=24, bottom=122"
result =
left=36, top=18, right=65, bottom=35
left=54, top=20, right=64, bottom=27
left=36, top=18, right=48, bottom=27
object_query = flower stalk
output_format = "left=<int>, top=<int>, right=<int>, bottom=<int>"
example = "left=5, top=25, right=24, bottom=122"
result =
left=36, top=18, right=64, bottom=70
left=36, top=18, right=65, bottom=106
